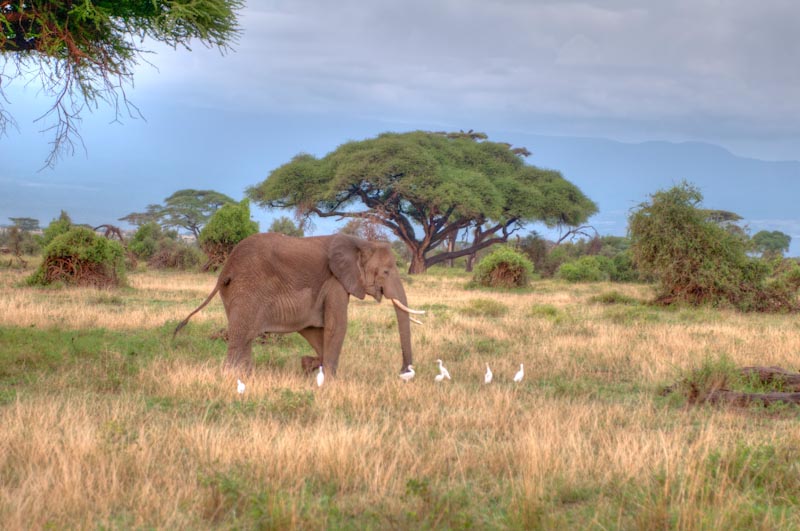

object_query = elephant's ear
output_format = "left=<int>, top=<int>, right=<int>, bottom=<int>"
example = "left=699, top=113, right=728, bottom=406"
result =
left=329, top=234, right=367, bottom=299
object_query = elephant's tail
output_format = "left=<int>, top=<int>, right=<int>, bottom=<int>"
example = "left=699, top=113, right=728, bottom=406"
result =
left=173, top=279, right=226, bottom=339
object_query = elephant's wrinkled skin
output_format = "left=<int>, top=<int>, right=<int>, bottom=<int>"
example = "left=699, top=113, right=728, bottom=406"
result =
left=174, top=233, right=416, bottom=375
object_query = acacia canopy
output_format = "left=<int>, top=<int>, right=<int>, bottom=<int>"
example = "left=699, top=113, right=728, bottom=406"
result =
left=248, top=130, right=597, bottom=273
left=0, top=0, right=242, bottom=166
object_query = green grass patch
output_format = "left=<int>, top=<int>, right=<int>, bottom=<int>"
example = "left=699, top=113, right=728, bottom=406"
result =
left=459, top=298, right=509, bottom=318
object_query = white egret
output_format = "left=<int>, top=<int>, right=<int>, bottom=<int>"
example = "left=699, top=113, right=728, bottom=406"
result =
left=436, top=359, right=451, bottom=380
left=237, top=379, right=246, bottom=395
left=399, top=365, right=415, bottom=383
left=513, top=364, right=524, bottom=383
left=484, top=363, right=493, bottom=384
left=316, top=365, right=325, bottom=387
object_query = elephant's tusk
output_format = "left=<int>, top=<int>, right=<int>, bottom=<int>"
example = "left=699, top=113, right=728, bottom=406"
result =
left=390, top=298, right=426, bottom=315
left=410, top=316, right=423, bottom=325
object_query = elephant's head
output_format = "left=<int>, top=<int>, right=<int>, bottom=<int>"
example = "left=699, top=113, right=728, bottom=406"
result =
left=329, top=234, right=422, bottom=372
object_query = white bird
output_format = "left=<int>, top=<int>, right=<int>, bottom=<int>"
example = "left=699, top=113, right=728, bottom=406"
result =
left=484, top=363, right=493, bottom=384
left=436, top=359, right=451, bottom=380
left=237, top=379, right=246, bottom=395
left=399, top=365, right=415, bottom=383
left=316, top=365, right=325, bottom=387
left=513, top=363, right=524, bottom=383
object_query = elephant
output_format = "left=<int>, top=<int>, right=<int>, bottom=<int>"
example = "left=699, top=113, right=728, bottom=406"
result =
left=174, top=232, right=423, bottom=376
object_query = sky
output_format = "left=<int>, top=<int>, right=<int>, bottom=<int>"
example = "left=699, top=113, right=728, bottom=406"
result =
left=2, top=1, right=799, bottom=248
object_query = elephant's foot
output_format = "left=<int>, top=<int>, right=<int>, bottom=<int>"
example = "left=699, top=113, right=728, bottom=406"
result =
left=223, top=354, right=254, bottom=375
left=301, top=356, right=322, bottom=374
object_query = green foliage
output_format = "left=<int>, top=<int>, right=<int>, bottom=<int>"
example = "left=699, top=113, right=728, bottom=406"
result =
left=129, top=222, right=202, bottom=270
left=268, top=216, right=304, bottom=237
left=248, top=130, right=596, bottom=273
left=199, top=199, right=259, bottom=247
left=629, top=182, right=797, bottom=311
left=472, top=246, right=534, bottom=288
left=1, top=1, right=243, bottom=166
left=199, top=199, right=258, bottom=270
left=557, top=255, right=616, bottom=282
left=752, top=230, right=791, bottom=259
left=119, top=204, right=163, bottom=228
left=129, top=222, right=168, bottom=260
left=28, top=227, right=126, bottom=287
left=161, top=189, right=236, bottom=238
left=148, top=239, right=205, bottom=270
left=40, top=210, right=73, bottom=247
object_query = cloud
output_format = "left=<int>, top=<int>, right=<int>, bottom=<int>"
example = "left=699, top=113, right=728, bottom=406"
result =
left=8, top=0, right=789, bottom=161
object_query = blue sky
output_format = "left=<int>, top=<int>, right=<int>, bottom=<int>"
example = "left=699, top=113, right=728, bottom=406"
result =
left=2, top=1, right=799, bottom=246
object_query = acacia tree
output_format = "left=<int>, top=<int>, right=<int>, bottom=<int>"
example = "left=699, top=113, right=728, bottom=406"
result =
left=0, top=0, right=242, bottom=167
left=248, top=130, right=597, bottom=274
left=121, top=189, right=234, bottom=239
left=752, top=230, right=791, bottom=259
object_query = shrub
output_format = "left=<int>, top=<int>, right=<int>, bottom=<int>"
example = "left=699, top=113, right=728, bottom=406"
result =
left=128, top=222, right=165, bottom=261
left=40, top=210, right=73, bottom=248
left=557, top=255, right=616, bottom=282
left=629, top=182, right=798, bottom=311
left=28, top=227, right=126, bottom=287
left=472, top=246, right=533, bottom=288
left=199, top=199, right=259, bottom=270
left=148, top=239, right=205, bottom=270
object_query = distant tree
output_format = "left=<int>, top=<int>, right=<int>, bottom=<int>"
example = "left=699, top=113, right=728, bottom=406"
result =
left=198, top=199, right=258, bottom=270
left=268, top=216, right=304, bottom=237
left=119, top=205, right=164, bottom=228
left=126, top=189, right=235, bottom=239
left=0, top=0, right=243, bottom=167
left=9, top=217, right=40, bottom=232
left=248, top=130, right=597, bottom=274
left=752, top=230, right=791, bottom=259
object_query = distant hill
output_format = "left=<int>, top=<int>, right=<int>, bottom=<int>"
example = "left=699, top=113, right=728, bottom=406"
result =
left=506, top=133, right=800, bottom=255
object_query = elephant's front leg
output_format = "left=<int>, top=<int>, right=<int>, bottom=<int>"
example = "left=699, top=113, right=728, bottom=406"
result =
left=321, top=285, right=350, bottom=376
left=298, top=327, right=324, bottom=374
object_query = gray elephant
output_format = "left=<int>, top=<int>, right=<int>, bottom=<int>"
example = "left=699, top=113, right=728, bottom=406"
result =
left=174, top=233, right=423, bottom=375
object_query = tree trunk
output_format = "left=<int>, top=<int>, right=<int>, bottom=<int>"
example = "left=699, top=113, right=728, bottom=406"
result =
left=408, top=251, right=427, bottom=274
left=445, top=233, right=456, bottom=268
left=465, top=253, right=477, bottom=272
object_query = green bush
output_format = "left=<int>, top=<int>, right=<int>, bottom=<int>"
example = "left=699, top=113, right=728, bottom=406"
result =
left=40, top=211, right=73, bottom=248
left=557, top=255, right=616, bottom=282
left=629, top=182, right=798, bottom=311
left=472, top=246, right=533, bottom=288
left=148, top=239, right=205, bottom=270
left=128, top=222, right=165, bottom=260
left=199, top=199, right=259, bottom=270
left=28, top=227, right=127, bottom=287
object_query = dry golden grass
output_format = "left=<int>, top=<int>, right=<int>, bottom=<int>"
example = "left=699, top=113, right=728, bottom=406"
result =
left=2, top=266, right=800, bottom=529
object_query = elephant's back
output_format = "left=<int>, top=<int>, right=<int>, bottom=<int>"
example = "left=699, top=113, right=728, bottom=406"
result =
left=221, top=233, right=332, bottom=286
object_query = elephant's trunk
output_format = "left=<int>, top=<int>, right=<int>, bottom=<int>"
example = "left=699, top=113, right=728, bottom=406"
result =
left=388, top=277, right=414, bottom=373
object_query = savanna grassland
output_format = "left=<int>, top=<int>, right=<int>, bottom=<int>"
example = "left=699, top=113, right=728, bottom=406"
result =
left=2, top=262, right=800, bottom=530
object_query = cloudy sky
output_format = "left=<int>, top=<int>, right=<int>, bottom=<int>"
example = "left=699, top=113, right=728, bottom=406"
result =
left=2, top=1, right=799, bottom=241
